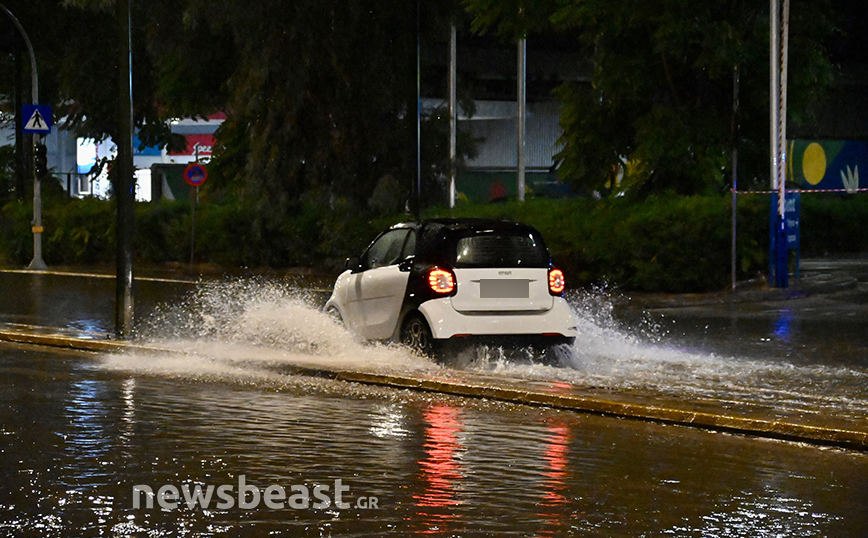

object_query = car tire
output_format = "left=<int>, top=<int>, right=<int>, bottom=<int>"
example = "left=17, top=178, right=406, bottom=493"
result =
left=542, top=338, right=576, bottom=366
left=401, top=314, right=437, bottom=357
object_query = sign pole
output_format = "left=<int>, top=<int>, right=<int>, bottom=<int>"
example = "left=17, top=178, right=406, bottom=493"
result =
left=1, top=3, right=47, bottom=270
left=183, top=161, right=208, bottom=267
left=190, top=148, right=198, bottom=266
left=28, top=133, right=47, bottom=270
left=190, top=185, right=196, bottom=266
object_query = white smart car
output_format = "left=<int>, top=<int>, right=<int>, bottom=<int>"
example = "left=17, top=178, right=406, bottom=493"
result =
left=324, top=218, right=578, bottom=358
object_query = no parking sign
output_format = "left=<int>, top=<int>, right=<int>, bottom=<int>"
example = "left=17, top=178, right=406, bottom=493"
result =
left=184, top=163, right=208, bottom=187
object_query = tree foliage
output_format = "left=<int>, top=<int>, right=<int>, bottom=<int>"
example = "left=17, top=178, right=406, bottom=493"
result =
left=175, top=0, right=469, bottom=223
left=465, top=0, right=836, bottom=196
left=2, top=0, right=473, bottom=218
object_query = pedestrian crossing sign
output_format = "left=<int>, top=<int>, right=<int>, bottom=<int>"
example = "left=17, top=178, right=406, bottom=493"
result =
left=22, top=105, right=52, bottom=134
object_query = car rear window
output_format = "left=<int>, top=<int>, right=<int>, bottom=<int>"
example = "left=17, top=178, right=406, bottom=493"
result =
left=453, top=232, right=549, bottom=268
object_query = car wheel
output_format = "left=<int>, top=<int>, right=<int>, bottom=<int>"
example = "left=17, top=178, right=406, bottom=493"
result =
left=542, top=338, right=576, bottom=366
left=401, top=314, right=436, bottom=356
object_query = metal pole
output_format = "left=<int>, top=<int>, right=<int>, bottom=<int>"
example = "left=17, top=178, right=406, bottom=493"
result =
left=0, top=3, right=47, bottom=270
left=115, top=0, right=135, bottom=338
left=779, top=0, right=790, bottom=219
left=27, top=134, right=47, bottom=270
left=190, top=186, right=197, bottom=266
left=517, top=38, right=526, bottom=202
left=13, top=46, right=25, bottom=199
left=448, top=24, right=457, bottom=209
left=0, top=5, right=37, bottom=102
left=769, top=0, right=780, bottom=286
left=414, top=0, right=422, bottom=219
left=770, top=0, right=780, bottom=195
left=731, top=64, right=739, bottom=292
left=775, top=0, right=790, bottom=288
left=190, top=148, right=198, bottom=266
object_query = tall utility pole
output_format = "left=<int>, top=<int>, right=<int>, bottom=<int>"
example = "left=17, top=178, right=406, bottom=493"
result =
left=115, top=0, right=135, bottom=338
left=448, top=24, right=457, bottom=209
left=731, top=64, right=740, bottom=293
left=769, top=0, right=790, bottom=288
left=413, top=0, right=422, bottom=219
left=516, top=37, right=526, bottom=203
left=1, top=3, right=47, bottom=270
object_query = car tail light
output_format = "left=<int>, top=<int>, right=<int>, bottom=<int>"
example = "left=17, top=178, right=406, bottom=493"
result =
left=548, top=268, right=565, bottom=295
left=428, top=268, right=455, bottom=294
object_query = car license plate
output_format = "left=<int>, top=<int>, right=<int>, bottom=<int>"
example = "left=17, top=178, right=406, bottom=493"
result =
left=479, top=279, right=529, bottom=299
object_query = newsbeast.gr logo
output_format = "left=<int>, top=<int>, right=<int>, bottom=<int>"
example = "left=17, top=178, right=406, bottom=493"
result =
left=132, top=475, right=379, bottom=510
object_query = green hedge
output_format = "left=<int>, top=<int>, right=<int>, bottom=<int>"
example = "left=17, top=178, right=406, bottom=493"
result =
left=2, top=193, right=865, bottom=292
left=0, top=196, right=393, bottom=273
left=428, top=195, right=768, bottom=293
left=800, top=193, right=868, bottom=255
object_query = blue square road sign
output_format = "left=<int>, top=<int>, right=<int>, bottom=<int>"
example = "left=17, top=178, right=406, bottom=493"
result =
left=22, top=105, right=53, bottom=134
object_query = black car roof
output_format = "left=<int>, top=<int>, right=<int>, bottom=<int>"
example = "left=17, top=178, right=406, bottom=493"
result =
left=392, top=218, right=538, bottom=234
left=385, top=218, right=551, bottom=266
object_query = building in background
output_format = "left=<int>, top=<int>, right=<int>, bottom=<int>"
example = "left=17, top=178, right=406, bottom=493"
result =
left=1, top=113, right=223, bottom=201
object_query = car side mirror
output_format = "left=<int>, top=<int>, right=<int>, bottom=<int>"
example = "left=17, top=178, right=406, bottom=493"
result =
left=346, top=256, right=362, bottom=273
left=398, top=256, right=415, bottom=272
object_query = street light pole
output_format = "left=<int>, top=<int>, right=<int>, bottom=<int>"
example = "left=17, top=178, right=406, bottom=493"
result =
left=517, top=37, right=526, bottom=203
left=0, top=2, right=47, bottom=270
left=115, top=0, right=135, bottom=338
left=448, top=23, right=457, bottom=209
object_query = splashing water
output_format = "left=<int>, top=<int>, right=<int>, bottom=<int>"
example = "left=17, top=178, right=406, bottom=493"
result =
left=102, top=277, right=868, bottom=420
left=104, top=278, right=438, bottom=383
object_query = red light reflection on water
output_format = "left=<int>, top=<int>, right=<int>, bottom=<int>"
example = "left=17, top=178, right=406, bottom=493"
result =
left=534, top=420, right=573, bottom=537
left=412, top=405, right=464, bottom=533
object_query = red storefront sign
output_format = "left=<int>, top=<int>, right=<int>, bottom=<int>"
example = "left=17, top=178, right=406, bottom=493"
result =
left=169, top=134, right=215, bottom=157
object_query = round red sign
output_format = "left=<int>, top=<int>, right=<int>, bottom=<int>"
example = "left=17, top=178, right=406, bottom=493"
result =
left=184, top=163, right=208, bottom=187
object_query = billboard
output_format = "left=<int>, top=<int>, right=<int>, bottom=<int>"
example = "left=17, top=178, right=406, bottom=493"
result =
left=168, top=134, right=214, bottom=158
left=788, top=140, right=868, bottom=192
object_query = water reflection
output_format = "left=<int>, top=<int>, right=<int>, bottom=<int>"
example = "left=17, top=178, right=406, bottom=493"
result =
left=413, top=405, right=465, bottom=534
left=534, top=420, right=571, bottom=537
left=2, top=347, right=868, bottom=536
left=773, top=308, right=794, bottom=344
left=5, top=269, right=868, bottom=535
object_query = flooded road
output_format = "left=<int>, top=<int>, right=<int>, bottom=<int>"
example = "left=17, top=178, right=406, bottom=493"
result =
left=1, top=262, right=868, bottom=535
left=3, top=344, right=867, bottom=537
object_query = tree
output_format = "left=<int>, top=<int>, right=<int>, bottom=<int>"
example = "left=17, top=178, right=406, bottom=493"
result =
left=1, top=0, right=476, bottom=220
left=0, top=1, right=186, bottom=156
left=174, top=0, right=471, bottom=221
left=465, top=0, right=835, bottom=196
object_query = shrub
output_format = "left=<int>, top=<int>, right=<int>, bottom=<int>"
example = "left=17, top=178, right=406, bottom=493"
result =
left=431, top=194, right=768, bottom=292
left=1, top=192, right=863, bottom=292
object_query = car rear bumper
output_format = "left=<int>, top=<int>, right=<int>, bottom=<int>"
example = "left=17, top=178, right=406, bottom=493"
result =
left=418, top=297, right=579, bottom=340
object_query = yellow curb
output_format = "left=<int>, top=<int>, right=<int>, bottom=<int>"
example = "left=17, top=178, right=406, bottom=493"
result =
left=0, top=268, right=197, bottom=285
left=1, top=329, right=866, bottom=452
left=0, top=329, right=172, bottom=355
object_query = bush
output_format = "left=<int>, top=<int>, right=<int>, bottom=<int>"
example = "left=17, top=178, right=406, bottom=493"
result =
left=800, top=194, right=868, bottom=255
left=1, top=192, right=863, bottom=292
left=0, top=200, right=33, bottom=265
left=431, top=194, right=768, bottom=292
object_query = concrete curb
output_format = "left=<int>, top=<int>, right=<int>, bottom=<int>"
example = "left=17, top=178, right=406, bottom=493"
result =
left=2, top=328, right=866, bottom=452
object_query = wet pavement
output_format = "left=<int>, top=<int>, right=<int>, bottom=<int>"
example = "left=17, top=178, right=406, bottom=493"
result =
left=1, top=259, right=867, bottom=536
